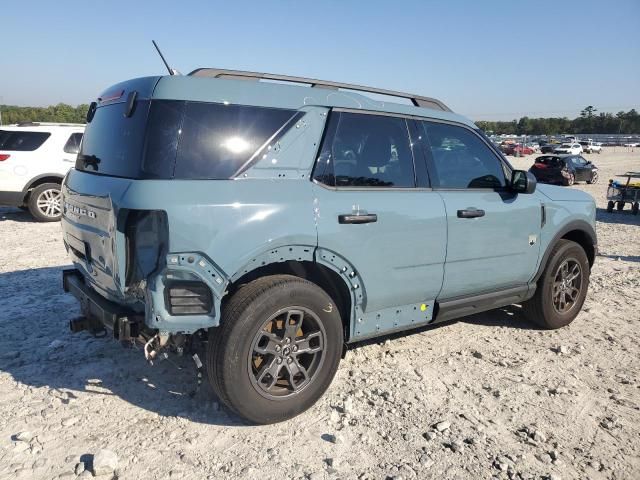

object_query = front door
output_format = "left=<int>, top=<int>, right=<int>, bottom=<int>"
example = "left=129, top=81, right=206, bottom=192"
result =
left=312, top=111, right=447, bottom=323
left=419, top=120, right=542, bottom=299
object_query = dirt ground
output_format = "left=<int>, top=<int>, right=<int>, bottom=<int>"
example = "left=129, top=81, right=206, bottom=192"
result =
left=0, top=149, right=638, bottom=480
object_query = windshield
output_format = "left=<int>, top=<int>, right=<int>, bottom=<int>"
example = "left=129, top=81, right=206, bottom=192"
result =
left=77, top=100, right=299, bottom=179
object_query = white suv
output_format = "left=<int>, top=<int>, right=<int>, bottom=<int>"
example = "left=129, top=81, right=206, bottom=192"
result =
left=554, top=142, right=583, bottom=155
left=0, top=123, right=84, bottom=221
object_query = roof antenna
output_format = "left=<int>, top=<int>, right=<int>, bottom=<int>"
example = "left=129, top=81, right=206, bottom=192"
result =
left=152, top=40, right=180, bottom=75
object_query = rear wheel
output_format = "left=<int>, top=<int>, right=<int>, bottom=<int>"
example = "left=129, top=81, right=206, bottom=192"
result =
left=206, top=275, right=343, bottom=424
left=523, top=239, right=589, bottom=329
left=617, top=201, right=625, bottom=212
left=632, top=202, right=639, bottom=215
left=606, top=200, right=615, bottom=213
left=564, top=173, right=575, bottom=186
left=27, top=183, right=62, bottom=222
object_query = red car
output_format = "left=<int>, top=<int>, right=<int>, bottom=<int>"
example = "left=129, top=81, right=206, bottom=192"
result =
left=503, top=144, right=534, bottom=156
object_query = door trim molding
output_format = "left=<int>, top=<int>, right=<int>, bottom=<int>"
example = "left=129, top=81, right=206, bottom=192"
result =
left=434, top=285, right=533, bottom=323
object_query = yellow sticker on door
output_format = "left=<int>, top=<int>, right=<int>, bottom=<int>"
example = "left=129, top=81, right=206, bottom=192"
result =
left=420, top=304, right=428, bottom=312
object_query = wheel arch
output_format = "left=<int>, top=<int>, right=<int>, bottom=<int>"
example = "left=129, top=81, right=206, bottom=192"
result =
left=224, top=247, right=358, bottom=341
left=21, top=173, right=65, bottom=201
left=533, top=221, right=597, bottom=283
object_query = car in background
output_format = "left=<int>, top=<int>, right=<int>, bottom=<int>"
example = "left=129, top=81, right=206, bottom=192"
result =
left=554, top=143, right=583, bottom=155
left=529, top=154, right=598, bottom=186
left=579, top=140, right=602, bottom=154
left=503, top=143, right=534, bottom=155
left=540, top=143, right=558, bottom=153
left=526, top=142, right=540, bottom=152
left=0, top=122, right=84, bottom=221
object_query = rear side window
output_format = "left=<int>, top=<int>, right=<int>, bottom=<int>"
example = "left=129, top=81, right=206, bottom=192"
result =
left=313, top=112, right=415, bottom=188
left=173, top=102, right=295, bottom=179
left=421, top=122, right=506, bottom=189
left=63, top=133, right=84, bottom=154
left=78, top=100, right=296, bottom=179
left=536, top=156, right=563, bottom=167
left=0, top=130, right=51, bottom=151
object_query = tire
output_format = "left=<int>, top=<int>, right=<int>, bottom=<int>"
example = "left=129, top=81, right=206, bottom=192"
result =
left=617, top=201, right=625, bottom=212
left=563, top=173, right=575, bottom=186
left=206, top=275, right=343, bottom=424
left=523, top=239, right=590, bottom=329
left=587, top=171, right=599, bottom=184
left=607, top=200, right=615, bottom=213
left=27, top=183, right=62, bottom=222
left=633, top=202, right=639, bottom=215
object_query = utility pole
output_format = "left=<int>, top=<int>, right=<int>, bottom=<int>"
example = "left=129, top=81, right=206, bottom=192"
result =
left=0, top=96, right=3, bottom=126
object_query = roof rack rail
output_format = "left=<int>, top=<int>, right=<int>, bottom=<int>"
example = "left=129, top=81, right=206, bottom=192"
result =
left=189, top=68, right=451, bottom=112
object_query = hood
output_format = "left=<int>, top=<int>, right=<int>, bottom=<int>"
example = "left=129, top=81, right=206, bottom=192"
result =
left=536, top=183, right=594, bottom=202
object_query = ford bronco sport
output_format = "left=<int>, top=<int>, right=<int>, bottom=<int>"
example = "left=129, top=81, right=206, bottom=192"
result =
left=61, top=69, right=597, bottom=424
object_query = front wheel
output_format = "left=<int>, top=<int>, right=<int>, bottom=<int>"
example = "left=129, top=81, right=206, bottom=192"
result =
left=523, top=239, right=590, bottom=329
left=587, top=171, right=599, bottom=184
left=207, top=275, right=343, bottom=424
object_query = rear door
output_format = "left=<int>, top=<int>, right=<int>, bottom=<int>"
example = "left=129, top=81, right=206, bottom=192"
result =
left=312, top=111, right=446, bottom=324
left=419, top=120, right=542, bottom=300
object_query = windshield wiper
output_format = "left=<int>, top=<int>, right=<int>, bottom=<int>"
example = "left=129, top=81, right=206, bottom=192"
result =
left=78, top=154, right=101, bottom=169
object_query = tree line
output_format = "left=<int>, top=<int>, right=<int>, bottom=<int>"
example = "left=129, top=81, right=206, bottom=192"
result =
left=1, top=103, right=638, bottom=135
left=0, top=104, right=89, bottom=125
left=476, top=106, right=640, bottom=136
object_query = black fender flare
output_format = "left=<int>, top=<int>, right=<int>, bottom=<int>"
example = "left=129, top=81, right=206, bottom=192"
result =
left=532, top=220, right=597, bottom=283
left=22, top=173, right=65, bottom=194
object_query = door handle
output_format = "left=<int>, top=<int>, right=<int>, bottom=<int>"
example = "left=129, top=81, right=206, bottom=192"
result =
left=338, top=213, right=378, bottom=224
left=62, top=159, right=75, bottom=163
left=457, top=208, right=485, bottom=219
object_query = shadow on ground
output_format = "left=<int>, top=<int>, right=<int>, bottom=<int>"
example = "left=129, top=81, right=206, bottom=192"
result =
left=0, top=207, right=36, bottom=223
left=0, top=265, right=245, bottom=427
left=596, top=207, right=640, bottom=225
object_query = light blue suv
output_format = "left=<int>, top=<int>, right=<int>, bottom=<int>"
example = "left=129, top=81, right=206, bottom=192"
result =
left=60, top=69, right=597, bottom=423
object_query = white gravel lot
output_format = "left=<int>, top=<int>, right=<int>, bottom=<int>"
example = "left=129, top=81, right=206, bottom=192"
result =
left=0, top=149, right=638, bottom=480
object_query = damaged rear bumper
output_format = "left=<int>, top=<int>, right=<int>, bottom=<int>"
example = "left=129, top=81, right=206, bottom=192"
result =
left=63, top=268, right=143, bottom=341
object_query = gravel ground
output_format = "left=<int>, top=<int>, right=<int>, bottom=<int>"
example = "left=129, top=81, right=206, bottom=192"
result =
left=0, top=149, right=638, bottom=480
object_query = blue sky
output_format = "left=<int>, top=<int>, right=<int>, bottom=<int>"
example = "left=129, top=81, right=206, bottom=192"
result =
left=1, top=0, right=638, bottom=120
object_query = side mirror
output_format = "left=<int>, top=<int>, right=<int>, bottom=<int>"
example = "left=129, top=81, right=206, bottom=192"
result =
left=511, top=170, right=536, bottom=194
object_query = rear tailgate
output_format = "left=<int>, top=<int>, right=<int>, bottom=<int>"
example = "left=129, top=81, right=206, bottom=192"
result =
left=62, top=172, right=132, bottom=300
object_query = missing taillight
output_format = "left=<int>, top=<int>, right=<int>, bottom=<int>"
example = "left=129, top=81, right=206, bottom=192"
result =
left=0, top=154, right=10, bottom=161
left=125, top=210, right=169, bottom=287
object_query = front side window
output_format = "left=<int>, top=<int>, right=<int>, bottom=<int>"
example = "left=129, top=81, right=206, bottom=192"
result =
left=314, top=112, right=415, bottom=188
left=421, top=121, right=506, bottom=189
left=0, top=130, right=51, bottom=151
left=63, top=132, right=84, bottom=154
